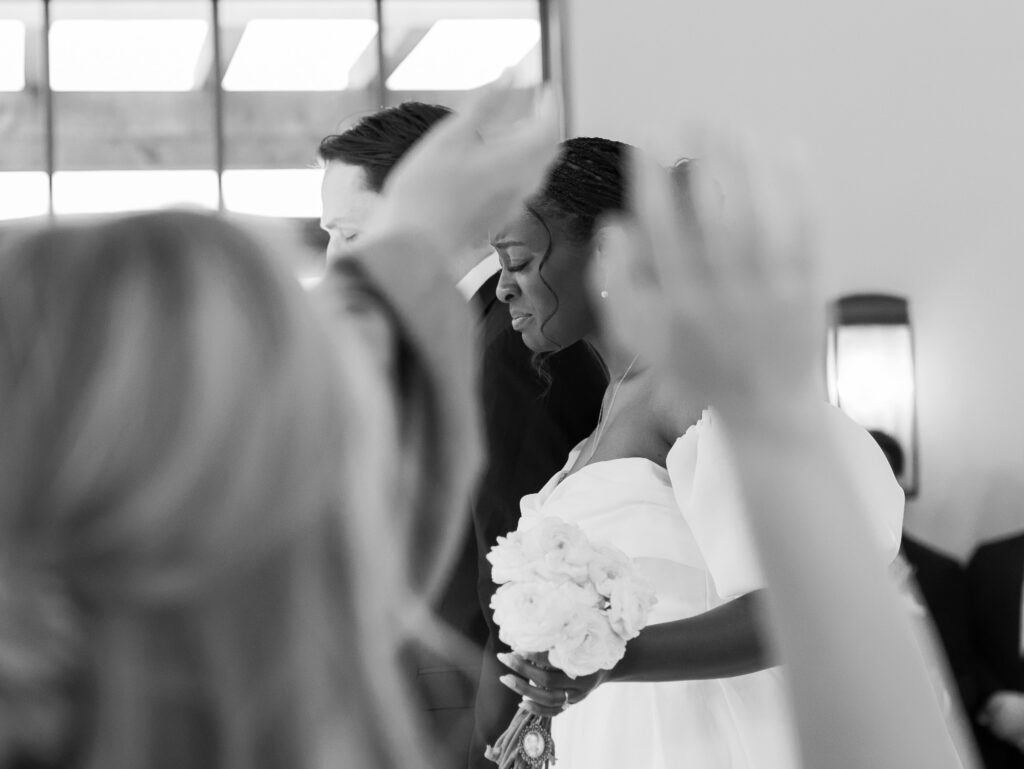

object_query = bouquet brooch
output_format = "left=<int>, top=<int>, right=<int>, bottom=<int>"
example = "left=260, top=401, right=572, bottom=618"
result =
left=484, top=517, right=657, bottom=768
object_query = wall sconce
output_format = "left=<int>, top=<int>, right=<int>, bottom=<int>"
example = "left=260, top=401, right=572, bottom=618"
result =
left=826, top=294, right=918, bottom=497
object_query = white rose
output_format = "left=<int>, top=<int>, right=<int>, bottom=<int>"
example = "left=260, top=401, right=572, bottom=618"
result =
left=548, top=610, right=626, bottom=678
left=488, top=533, right=549, bottom=584
left=491, top=580, right=601, bottom=653
left=607, top=578, right=658, bottom=640
left=520, top=518, right=595, bottom=584
left=587, top=544, right=634, bottom=597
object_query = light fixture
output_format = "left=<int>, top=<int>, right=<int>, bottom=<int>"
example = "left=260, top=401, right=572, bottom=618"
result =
left=826, top=293, right=918, bottom=497
left=0, top=20, right=26, bottom=91
left=52, top=170, right=219, bottom=214
left=386, top=18, right=540, bottom=91
left=222, top=19, right=377, bottom=92
left=49, top=19, right=208, bottom=92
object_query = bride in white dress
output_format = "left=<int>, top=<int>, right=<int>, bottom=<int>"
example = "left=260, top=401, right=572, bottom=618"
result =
left=489, top=138, right=905, bottom=769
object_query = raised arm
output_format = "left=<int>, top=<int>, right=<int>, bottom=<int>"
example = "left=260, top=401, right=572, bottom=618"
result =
left=317, top=81, right=560, bottom=598
left=607, top=135, right=967, bottom=769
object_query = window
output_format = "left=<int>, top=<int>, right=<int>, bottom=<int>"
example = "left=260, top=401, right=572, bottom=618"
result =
left=382, top=0, right=544, bottom=112
left=0, top=1, right=47, bottom=219
left=0, top=0, right=557, bottom=222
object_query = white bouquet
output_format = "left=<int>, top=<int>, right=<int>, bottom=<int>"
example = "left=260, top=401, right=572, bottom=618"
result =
left=485, top=517, right=657, bottom=768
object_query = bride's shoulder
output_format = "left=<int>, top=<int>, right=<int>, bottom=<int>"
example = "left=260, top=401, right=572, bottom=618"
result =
left=650, top=379, right=706, bottom=447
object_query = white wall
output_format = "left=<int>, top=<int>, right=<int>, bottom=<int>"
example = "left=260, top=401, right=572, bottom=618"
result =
left=564, top=0, right=1024, bottom=559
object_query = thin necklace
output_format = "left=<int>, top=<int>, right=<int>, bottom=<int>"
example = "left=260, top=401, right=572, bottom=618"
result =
left=582, top=353, right=640, bottom=467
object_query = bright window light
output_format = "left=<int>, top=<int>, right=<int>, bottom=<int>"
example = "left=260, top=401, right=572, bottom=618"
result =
left=49, top=19, right=208, bottom=92
left=0, top=21, right=26, bottom=91
left=0, top=172, right=49, bottom=220
left=386, top=19, right=540, bottom=91
left=222, top=169, right=323, bottom=217
left=52, top=170, right=219, bottom=215
left=222, top=19, right=377, bottom=92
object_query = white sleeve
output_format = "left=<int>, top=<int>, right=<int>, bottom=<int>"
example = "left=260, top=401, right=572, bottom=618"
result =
left=667, top=404, right=906, bottom=600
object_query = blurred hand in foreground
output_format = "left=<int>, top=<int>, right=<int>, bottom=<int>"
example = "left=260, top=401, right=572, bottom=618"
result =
left=364, top=76, right=561, bottom=265
left=596, top=133, right=823, bottom=418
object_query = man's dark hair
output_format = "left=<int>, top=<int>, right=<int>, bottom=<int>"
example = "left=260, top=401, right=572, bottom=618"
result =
left=317, top=102, right=453, bottom=193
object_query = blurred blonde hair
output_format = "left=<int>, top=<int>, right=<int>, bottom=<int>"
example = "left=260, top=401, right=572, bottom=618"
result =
left=0, top=210, right=427, bottom=769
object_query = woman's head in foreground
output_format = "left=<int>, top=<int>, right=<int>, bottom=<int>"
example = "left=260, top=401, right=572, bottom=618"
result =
left=0, top=210, right=419, bottom=769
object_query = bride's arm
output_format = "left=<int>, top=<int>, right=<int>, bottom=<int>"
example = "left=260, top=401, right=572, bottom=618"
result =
left=499, top=591, right=770, bottom=716
left=610, top=590, right=770, bottom=681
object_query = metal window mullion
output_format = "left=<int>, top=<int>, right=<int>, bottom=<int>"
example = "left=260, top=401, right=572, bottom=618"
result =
left=211, top=0, right=225, bottom=211
left=541, top=0, right=570, bottom=139
left=42, top=0, right=55, bottom=216
left=374, top=0, right=386, bottom=107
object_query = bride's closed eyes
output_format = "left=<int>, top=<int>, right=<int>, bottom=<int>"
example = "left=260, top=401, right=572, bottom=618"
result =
left=497, top=253, right=532, bottom=274
left=493, top=241, right=537, bottom=273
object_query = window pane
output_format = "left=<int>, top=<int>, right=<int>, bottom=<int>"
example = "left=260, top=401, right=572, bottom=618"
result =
left=54, top=169, right=218, bottom=215
left=50, top=1, right=216, bottom=187
left=222, top=168, right=322, bottom=217
left=52, top=170, right=219, bottom=215
left=1, top=0, right=45, bottom=189
left=0, top=19, right=27, bottom=91
left=0, top=172, right=50, bottom=220
left=223, top=18, right=377, bottom=92
left=387, top=18, right=540, bottom=91
left=49, top=18, right=209, bottom=92
left=381, top=0, right=543, bottom=109
left=219, top=0, right=380, bottom=209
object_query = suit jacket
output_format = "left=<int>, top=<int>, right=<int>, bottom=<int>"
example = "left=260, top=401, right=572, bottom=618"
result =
left=968, top=532, right=1024, bottom=769
left=467, top=272, right=607, bottom=767
left=901, top=535, right=984, bottom=716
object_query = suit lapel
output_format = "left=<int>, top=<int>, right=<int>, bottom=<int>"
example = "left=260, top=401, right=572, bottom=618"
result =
left=472, top=272, right=501, bottom=320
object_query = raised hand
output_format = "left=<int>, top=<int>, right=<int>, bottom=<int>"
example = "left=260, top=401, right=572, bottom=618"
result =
left=598, top=134, right=823, bottom=420
left=363, top=76, right=561, bottom=266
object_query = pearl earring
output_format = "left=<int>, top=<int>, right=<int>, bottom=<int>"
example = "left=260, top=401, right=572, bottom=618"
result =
left=600, top=290, right=609, bottom=299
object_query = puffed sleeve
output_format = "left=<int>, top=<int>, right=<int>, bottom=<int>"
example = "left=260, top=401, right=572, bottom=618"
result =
left=667, top=403, right=905, bottom=600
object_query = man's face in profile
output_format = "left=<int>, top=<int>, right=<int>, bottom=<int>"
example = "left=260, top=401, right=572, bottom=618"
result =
left=315, top=161, right=397, bottom=377
left=320, top=161, right=381, bottom=262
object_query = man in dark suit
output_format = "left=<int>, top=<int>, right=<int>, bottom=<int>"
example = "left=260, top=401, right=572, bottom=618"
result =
left=968, top=531, right=1024, bottom=768
left=900, top=535, right=985, bottom=714
left=317, top=103, right=606, bottom=768
left=870, top=432, right=992, bottom=742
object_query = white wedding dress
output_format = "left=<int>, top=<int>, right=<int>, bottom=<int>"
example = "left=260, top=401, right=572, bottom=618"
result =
left=514, top=405, right=906, bottom=769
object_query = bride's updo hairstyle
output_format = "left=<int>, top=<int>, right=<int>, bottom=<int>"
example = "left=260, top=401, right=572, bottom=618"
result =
left=528, top=137, right=632, bottom=248
left=0, top=211, right=425, bottom=769
left=522, top=137, right=631, bottom=362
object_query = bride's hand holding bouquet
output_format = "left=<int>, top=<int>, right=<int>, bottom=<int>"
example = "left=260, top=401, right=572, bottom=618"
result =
left=485, top=517, right=656, bottom=768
